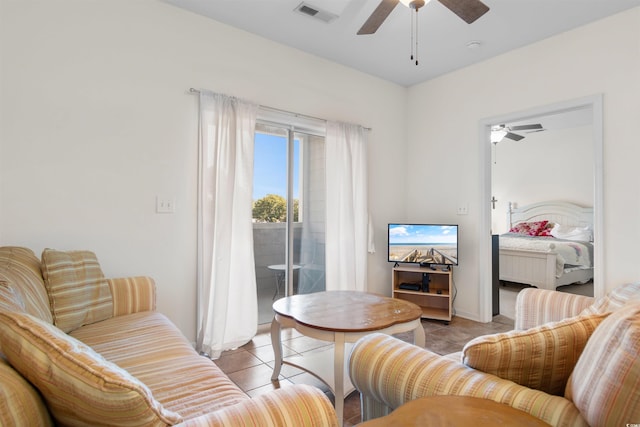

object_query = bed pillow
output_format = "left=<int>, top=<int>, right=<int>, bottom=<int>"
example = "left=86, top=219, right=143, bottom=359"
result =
left=462, top=312, right=608, bottom=395
left=537, top=222, right=555, bottom=237
left=550, top=224, right=592, bottom=241
left=0, top=310, right=182, bottom=426
left=565, top=302, right=640, bottom=426
left=41, top=249, right=113, bottom=333
left=509, top=220, right=548, bottom=236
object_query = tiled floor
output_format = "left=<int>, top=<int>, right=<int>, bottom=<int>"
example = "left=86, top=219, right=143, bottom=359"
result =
left=214, top=314, right=515, bottom=426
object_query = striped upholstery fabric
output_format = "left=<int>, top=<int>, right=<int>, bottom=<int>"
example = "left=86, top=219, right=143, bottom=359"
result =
left=349, top=333, right=588, bottom=427
left=0, top=281, right=26, bottom=313
left=0, top=310, right=182, bottom=426
left=462, top=312, right=608, bottom=395
left=179, top=385, right=339, bottom=427
left=108, top=276, right=156, bottom=316
left=0, top=247, right=52, bottom=323
left=70, top=311, right=249, bottom=419
left=565, top=302, right=640, bottom=427
left=0, top=355, right=52, bottom=427
left=515, top=288, right=594, bottom=330
left=41, top=249, right=113, bottom=332
left=579, top=281, right=640, bottom=315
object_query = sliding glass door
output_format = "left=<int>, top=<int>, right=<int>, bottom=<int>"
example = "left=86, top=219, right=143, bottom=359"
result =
left=252, top=123, right=325, bottom=324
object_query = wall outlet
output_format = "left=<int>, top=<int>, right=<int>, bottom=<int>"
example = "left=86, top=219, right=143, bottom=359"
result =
left=156, top=196, right=175, bottom=214
left=457, top=204, right=468, bottom=215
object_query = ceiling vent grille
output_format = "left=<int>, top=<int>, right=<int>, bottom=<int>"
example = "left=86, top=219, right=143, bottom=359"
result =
left=294, top=2, right=338, bottom=23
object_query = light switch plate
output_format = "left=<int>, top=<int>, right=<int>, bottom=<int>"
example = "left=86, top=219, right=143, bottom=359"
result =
left=156, top=196, right=175, bottom=214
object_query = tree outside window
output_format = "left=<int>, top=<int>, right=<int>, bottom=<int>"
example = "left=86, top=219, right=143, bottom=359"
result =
left=252, top=194, right=299, bottom=222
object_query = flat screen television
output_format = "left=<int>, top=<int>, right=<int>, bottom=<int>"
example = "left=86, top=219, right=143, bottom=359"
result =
left=388, top=224, right=458, bottom=267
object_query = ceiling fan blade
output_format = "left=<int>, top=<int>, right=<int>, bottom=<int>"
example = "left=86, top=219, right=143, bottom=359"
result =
left=504, top=132, right=525, bottom=141
left=510, top=124, right=544, bottom=131
left=437, top=0, right=489, bottom=24
left=357, top=0, right=400, bottom=35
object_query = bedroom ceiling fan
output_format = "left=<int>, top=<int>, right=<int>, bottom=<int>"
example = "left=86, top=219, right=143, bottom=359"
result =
left=491, top=123, right=545, bottom=144
left=358, top=0, right=490, bottom=65
left=358, top=0, right=490, bottom=34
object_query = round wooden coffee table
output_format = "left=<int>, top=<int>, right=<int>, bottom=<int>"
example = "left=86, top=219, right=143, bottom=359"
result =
left=359, top=395, right=551, bottom=426
left=270, top=291, right=424, bottom=426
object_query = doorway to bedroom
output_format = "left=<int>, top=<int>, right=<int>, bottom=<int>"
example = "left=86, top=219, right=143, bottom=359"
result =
left=482, top=96, right=603, bottom=320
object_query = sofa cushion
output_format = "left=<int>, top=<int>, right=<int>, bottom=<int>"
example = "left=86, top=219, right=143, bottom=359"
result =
left=0, top=354, right=52, bottom=427
left=71, top=311, right=250, bottom=419
left=0, top=310, right=182, bottom=426
left=462, top=312, right=608, bottom=395
left=41, top=249, right=113, bottom=332
left=566, top=302, right=640, bottom=427
left=0, top=247, right=53, bottom=323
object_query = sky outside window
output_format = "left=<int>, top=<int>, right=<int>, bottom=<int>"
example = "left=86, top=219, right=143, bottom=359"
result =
left=253, top=133, right=300, bottom=201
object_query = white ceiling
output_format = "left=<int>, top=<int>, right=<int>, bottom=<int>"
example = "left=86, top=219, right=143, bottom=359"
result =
left=163, top=0, right=639, bottom=87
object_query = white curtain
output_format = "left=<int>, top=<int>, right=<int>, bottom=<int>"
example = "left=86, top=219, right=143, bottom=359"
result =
left=196, top=91, right=258, bottom=359
left=325, top=121, right=373, bottom=292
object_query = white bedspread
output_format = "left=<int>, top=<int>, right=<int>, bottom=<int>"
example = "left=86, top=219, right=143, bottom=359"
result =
left=500, top=233, right=593, bottom=277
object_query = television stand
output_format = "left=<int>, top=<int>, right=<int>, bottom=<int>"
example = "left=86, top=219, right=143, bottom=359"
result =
left=392, top=265, right=453, bottom=323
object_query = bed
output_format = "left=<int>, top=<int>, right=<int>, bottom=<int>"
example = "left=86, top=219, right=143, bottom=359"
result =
left=498, top=201, right=594, bottom=291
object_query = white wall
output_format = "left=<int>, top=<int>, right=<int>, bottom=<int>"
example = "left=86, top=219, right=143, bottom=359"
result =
left=406, top=7, right=640, bottom=319
left=491, top=125, right=594, bottom=234
left=0, top=0, right=407, bottom=340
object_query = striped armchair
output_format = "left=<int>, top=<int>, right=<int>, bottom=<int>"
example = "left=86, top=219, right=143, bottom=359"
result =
left=349, top=283, right=640, bottom=427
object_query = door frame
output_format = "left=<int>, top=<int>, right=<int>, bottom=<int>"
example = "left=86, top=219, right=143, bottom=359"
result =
left=478, top=94, right=604, bottom=322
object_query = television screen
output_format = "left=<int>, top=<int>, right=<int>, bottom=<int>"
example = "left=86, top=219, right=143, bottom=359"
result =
left=388, top=224, right=458, bottom=266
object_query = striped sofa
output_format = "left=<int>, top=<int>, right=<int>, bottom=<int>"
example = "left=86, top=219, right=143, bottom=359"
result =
left=349, top=283, right=640, bottom=427
left=0, top=246, right=338, bottom=427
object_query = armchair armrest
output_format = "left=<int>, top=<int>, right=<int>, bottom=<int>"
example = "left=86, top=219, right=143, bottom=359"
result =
left=177, top=385, right=338, bottom=427
left=107, top=276, right=156, bottom=317
left=348, top=333, right=586, bottom=426
left=515, top=288, right=594, bottom=330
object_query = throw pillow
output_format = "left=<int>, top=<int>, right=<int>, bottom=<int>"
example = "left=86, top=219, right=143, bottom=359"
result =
left=462, top=312, right=608, bottom=395
left=0, top=310, right=182, bottom=426
left=0, top=281, right=26, bottom=313
left=509, top=220, right=549, bottom=236
left=580, top=281, right=640, bottom=316
left=0, top=355, right=52, bottom=427
left=565, top=302, right=640, bottom=427
left=0, top=247, right=53, bottom=323
left=41, top=249, right=113, bottom=332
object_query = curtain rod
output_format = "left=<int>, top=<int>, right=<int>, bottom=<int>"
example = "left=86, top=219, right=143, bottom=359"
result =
left=188, top=88, right=371, bottom=131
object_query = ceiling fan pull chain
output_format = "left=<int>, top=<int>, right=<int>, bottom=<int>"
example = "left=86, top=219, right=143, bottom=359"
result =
left=410, top=7, right=414, bottom=61
left=415, top=9, right=419, bottom=65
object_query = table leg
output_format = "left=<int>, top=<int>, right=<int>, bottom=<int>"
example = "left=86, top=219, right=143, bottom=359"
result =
left=334, top=332, right=345, bottom=426
left=270, top=317, right=283, bottom=381
left=272, top=272, right=282, bottom=300
left=414, top=322, right=426, bottom=348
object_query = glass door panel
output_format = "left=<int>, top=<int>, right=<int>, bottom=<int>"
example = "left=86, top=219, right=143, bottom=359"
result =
left=253, top=125, right=325, bottom=324
left=294, top=132, right=325, bottom=295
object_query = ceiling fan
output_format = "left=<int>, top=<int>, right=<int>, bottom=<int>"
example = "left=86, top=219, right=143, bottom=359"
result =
left=357, top=0, right=490, bottom=35
left=491, top=123, right=545, bottom=143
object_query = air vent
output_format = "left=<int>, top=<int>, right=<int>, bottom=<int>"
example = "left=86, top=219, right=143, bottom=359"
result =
left=294, top=2, right=338, bottom=23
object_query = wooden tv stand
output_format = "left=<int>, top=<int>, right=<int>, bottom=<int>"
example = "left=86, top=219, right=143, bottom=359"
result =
left=392, top=265, right=453, bottom=323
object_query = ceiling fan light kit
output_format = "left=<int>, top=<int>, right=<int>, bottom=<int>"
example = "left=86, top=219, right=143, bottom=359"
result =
left=491, top=123, right=545, bottom=144
left=358, top=0, right=490, bottom=66
left=399, top=0, right=427, bottom=10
